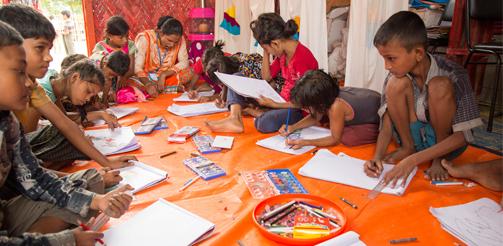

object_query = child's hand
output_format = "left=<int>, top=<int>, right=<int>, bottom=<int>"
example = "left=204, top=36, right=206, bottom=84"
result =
left=188, top=90, right=198, bottom=99
left=73, top=227, right=103, bottom=246
left=215, top=98, right=226, bottom=108
left=364, top=160, right=383, bottom=178
left=256, top=95, right=276, bottom=108
left=91, top=185, right=134, bottom=218
left=102, top=112, right=120, bottom=129
left=278, top=124, right=294, bottom=136
left=286, top=138, right=305, bottom=150
left=382, top=160, right=415, bottom=188
left=99, top=167, right=123, bottom=188
left=146, top=84, right=158, bottom=98
left=106, top=155, right=136, bottom=169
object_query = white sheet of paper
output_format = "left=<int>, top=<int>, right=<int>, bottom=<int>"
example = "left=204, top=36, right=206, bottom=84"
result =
left=430, top=198, right=503, bottom=246
left=101, top=199, right=215, bottom=246
left=118, top=161, right=168, bottom=194
left=316, top=231, right=366, bottom=246
left=256, top=126, right=332, bottom=155
left=298, top=149, right=417, bottom=196
left=92, top=107, right=139, bottom=125
left=211, top=136, right=234, bottom=149
left=85, top=127, right=140, bottom=155
left=214, top=72, right=286, bottom=103
left=173, top=90, right=215, bottom=102
left=167, top=103, right=227, bottom=117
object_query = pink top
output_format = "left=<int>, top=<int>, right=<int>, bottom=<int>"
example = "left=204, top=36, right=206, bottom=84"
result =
left=270, top=42, right=318, bottom=101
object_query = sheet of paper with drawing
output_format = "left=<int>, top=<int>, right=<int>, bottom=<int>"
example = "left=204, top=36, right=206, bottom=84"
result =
left=102, top=198, right=215, bottom=246
left=173, top=90, right=215, bottom=102
left=92, top=107, right=139, bottom=125
left=214, top=72, right=286, bottom=103
left=84, top=127, right=140, bottom=155
left=256, top=126, right=332, bottom=155
left=430, top=198, right=503, bottom=246
left=118, top=161, right=168, bottom=193
left=167, top=102, right=228, bottom=117
left=298, top=149, right=417, bottom=196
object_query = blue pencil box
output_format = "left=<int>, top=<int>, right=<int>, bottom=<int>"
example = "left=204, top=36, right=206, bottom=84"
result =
left=192, top=135, right=221, bottom=154
left=183, top=155, right=226, bottom=180
left=266, top=169, right=308, bottom=194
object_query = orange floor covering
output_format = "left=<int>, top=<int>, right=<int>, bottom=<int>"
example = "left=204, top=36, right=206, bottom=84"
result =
left=63, top=94, right=502, bottom=246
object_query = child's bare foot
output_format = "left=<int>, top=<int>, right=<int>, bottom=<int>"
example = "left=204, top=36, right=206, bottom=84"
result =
left=243, top=107, right=264, bottom=118
left=206, top=117, right=244, bottom=133
left=425, top=159, right=449, bottom=181
left=440, top=159, right=471, bottom=179
left=383, top=147, right=415, bottom=163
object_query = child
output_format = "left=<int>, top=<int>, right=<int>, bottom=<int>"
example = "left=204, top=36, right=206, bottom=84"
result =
left=39, top=59, right=121, bottom=129
left=0, top=18, right=132, bottom=245
left=135, top=17, right=190, bottom=97
left=91, top=15, right=135, bottom=105
left=279, top=70, right=381, bottom=148
left=90, top=50, right=130, bottom=105
left=206, top=13, right=318, bottom=133
left=0, top=4, right=135, bottom=170
left=363, top=11, right=483, bottom=186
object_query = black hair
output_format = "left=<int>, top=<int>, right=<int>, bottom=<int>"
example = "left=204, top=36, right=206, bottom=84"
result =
left=205, top=55, right=240, bottom=83
left=156, top=15, right=173, bottom=30
left=0, top=20, right=23, bottom=48
left=160, top=18, right=183, bottom=36
left=290, top=70, right=340, bottom=115
left=106, top=15, right=129, bottom=36
left=61, top=10, right=71, bottom=18
left=373, top=11, right=427, bottom=51
left=202, top=40, right=225, bottom=71
left=61, top=54, right=87, bottom=71
left=0, top=4, right=56, bottom=42
left=63, top=59, right=105, bottom=87
left=106, top=50, right=130, bottom=76
left=250, top=12, right=298, bottom=45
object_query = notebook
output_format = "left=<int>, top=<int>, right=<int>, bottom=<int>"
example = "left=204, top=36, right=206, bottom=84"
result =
left=118, top=161, right=168, bottom=194
left=92, top=107, right=139, bottom=126
left=430, top=198, right=503, bottom=246
left=298, top=149, right=417, bottom=196
left=101, top=198, right=215, bottom=246
left=316, top=231, right=366, bottom=246
left=85, top=127, right=140, bottom=155
left=173, top=90, right=215, bottom=102
left=214, top=72, right=286, bottom=103
left=256, top=126, right=332, bottom=155
left=167, top=102, right=227, bottom=117
left=211, top=136, right=234, bottom=149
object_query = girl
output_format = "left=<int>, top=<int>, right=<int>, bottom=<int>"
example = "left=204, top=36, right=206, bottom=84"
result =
left=38, top=59, right=120, bottom=129
left=135, top=17, right=190, bottom=97
left=280, top=70, right=381, bottom=148
left=206, top=13, right=318, bottom=133
left=91, top=16, right=135, bottom=105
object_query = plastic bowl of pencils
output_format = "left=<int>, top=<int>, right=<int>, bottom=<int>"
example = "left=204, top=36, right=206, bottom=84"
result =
left=253, top=194, right=347, bottom=245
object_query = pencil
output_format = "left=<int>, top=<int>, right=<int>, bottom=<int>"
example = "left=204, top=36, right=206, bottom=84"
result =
left=178, top=175, right=200, bottom=192
left=80, top=223, right=105, bottom=244
left=160, top=150, right=177, bottom=158
left=339, top=196, right=358, bottom=209
left=390, top=237, right=417, bottom=244
left=285, top=108, right=291, bottom=133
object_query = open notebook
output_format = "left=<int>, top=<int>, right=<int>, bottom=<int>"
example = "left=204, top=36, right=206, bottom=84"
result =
left=101, top=199, right=215, bottom=246
left=430, top=198, right=503, bottom=246
left=167, top=102, right=227, bottom=117
left=214, top=72, right=286, bottom=103
left=298, top=149, right=417, bottom=196
left=118, top=161, right=168, bottom=194
left=85, top=127, right=140, bottom=155
left=173, top=90, right=215, bottom=102
left=316, top=231, right=366, bottom=246
left=256, top=126, right=332, bottom=155
left=92, top=107, right=139, bottom=125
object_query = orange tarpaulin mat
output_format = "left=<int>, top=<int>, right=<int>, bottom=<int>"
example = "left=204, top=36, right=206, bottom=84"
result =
left=64, top=94, right=501, bottom=245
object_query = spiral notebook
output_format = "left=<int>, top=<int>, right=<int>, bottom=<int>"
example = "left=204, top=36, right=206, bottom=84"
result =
left=214, top=72, right=286, bottom=103
left=85, top=127, right=140, bottom=155
left=101, top=199, right=215, bottom=246
left=298, top=149, right=416, bottom=196
left=173, top=90, right=215, bottom=102
left=92, top=107, right=139, bottom=125
left=256, top=126, right=332, bottom=155
left=167, top=102, right=227, bottom=117
left=118, top=161, right=168, bottom=194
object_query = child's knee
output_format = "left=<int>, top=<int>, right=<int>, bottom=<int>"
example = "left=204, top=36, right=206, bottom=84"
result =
left=254, top=116, right=278, bottom=133
left=428, top=76, right=454, bottom=101
left=385, top=76, right=412, bottom=99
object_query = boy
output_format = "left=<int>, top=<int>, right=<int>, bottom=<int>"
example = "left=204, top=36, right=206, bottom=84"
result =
left=91, top=50, right=130, bottom=107
left=0, top=19, right=132, bottom=245
left=0, top=4, right=135, bottom=170
left=364, top=11, right=483, bottom=186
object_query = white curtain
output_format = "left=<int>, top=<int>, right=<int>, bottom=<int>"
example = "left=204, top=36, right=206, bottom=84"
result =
left=344, top=0, right=408, bottom=92
left=280, top=0, right=329, bottom=71
left=214, top=0, right=274, bottom=55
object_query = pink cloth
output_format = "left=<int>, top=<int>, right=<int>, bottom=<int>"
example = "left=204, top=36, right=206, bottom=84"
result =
left=116, top=86, right=149, bottom=104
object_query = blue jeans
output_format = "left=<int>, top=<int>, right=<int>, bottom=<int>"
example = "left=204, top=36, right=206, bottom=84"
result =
left=226, top=89, right=303, bottom=133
